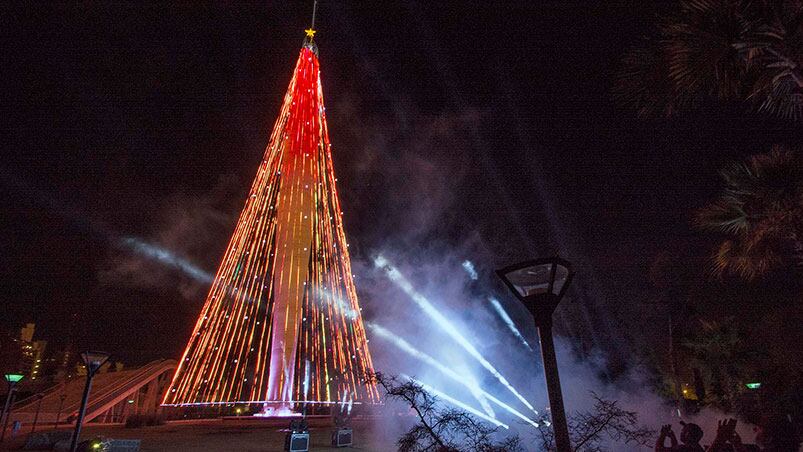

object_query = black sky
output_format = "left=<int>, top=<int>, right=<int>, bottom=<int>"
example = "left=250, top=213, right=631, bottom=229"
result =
left=1, top=1, right=800, bottom=366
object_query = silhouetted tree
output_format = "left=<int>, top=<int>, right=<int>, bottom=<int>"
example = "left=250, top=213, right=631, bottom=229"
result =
left=695, top=147, right=802, bottom=279
left=682, top=317, right=749, bottom=411
left=535, top=392, right=654, bottom=452
left=615, top=0, right=803, bottom=120
left=370, top=372, right=522, bottom=452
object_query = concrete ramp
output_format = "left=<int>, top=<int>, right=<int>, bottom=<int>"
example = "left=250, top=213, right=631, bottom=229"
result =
left=9, top=359, right=176, bottom=426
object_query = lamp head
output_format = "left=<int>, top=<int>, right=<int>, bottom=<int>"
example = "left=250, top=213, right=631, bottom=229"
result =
left=4, top=373, right=24, bottom=385
left=80, top=351, right=111, bottom=374
left=497, top=256, right=574, bottom=323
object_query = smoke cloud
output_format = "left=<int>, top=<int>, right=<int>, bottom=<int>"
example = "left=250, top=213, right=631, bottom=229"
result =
left=99, top=175, right=241, bottom=300
left=324, top=103, right=750, bottom=449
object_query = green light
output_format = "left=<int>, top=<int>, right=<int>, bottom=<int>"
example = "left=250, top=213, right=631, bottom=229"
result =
left=128, top=399, right=135, bottom=404
left=4, top=374, right=23, bottom=384
left=92, top=443, right=101, bottom=449
left=745, top=382, right=761, bottom=389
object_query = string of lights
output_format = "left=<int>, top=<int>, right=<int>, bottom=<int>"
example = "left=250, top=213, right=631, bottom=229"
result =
left=162, top=42, right=379, bottom=408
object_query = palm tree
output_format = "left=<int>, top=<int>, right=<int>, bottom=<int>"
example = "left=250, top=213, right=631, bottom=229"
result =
left=614, top=35, right=680, bottom=118
left=742, top=1, right=803, bottom=118
left=615, top=0, right=803, bottom=120
left=696, top=147, right=803, bottom=279
left=682, top=317, right=745, bottom=410
left=664, top=0, right=750, bottom=106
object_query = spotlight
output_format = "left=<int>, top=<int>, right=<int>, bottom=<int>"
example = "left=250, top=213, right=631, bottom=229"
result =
left=331, top=428, right=353, bottom=447
left=332, top=392, right=354, bottom=448
left=285, top=419, right=309, bottom=452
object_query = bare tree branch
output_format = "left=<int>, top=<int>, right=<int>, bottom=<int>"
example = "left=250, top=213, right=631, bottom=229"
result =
left=369, top=372, right=523, bottom=452
left=535, top=391, right=655, bottom=452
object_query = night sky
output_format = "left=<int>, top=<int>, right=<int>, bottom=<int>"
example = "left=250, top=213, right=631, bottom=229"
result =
left=1, top=2, right=800, bottom=366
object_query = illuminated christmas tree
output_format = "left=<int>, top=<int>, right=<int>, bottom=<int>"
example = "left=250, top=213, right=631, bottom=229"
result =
left=163, top=29, right=379, bottom=411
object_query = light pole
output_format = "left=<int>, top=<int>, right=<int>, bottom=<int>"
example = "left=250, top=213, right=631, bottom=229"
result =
left=497, top=257, right=574, bottom=452
left=69, top=351, right=110, bottom=452
left=0, top=373, right=24, bottom=442
left=31, top=393, right=44, bottom=433
left=55, top=393, right=67, bottom=429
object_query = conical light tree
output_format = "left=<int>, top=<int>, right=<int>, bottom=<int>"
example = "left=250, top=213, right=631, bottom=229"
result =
left=163, top=32, right=379, bottom=411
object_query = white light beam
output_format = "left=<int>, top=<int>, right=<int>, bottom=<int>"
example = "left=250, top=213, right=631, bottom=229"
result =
left=374, top=255, right=538, bottom=414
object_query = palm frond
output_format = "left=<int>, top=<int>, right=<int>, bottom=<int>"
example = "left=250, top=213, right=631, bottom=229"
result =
left=613, top=36, right=680, bottom=117
left=736, top=2, right=803, bottom=119
left=695, top=200, right=748, bottom=234
left=665, top=0, right=751, bottom=102
left=698, top=147, right=803, bottom=279
left=616, top=0, right=803, bottom=121
left=713, top=235, right=786, bottom=280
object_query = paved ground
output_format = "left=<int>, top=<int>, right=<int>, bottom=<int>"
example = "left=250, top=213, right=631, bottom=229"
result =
left=1, top=417, right=397, bottom=451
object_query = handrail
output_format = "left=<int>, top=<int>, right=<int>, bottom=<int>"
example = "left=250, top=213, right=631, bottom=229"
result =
left=53, top=365, right=156, bottom=415
left=12, top=379, right=68, bottom=407
left=63, top=360, right=168, bottom=415
left=83, top=361, right=176, bottom=416
left=12, top=359, right=170, bottom=414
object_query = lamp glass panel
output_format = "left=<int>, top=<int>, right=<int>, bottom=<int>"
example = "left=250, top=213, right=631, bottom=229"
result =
left=505, top=264, right=551, bottom=297
left=4, top=374, right=23, bottom=383
left=80, top=351, right=110, bottom=369
left=552, top=264, right=570, bottom=294
left=505, top=263, right=569, bottom=298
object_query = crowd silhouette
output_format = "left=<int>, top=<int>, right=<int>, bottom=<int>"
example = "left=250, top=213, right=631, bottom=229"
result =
left=655, top=415, right=801, bottom=452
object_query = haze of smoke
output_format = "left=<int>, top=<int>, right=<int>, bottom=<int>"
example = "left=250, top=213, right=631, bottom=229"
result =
left=99, top=176, right=240, bottom=300
left=330, top=108, right=748, bottom=449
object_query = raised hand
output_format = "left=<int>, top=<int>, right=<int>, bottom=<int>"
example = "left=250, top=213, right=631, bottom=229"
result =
left=714, top=418, right=738, bottom=443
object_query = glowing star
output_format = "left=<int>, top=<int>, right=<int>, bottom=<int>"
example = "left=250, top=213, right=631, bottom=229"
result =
left=305, top=28, right=316, bottom=39
left=162, top=40, right=378, bottom=411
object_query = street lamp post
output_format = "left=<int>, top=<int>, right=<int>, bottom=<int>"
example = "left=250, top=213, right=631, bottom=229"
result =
left=0, top=373, right=24, bottom=442
left=55, top=393, right=67, bottom=429
left=31, top=393, right=44, bottom=433
left=497, top=257, right=574, bottom=452
left=69, top=351, right=110, bottom=452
